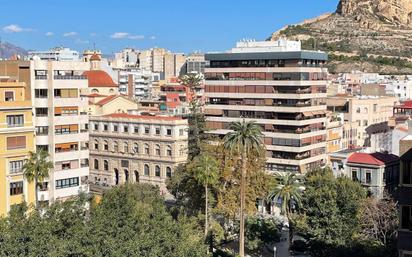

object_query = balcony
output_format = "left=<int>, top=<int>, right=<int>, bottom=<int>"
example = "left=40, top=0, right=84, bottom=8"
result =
left=35, top=75, right=48, bottom=80
left=54, top=75, right=87, bottom=80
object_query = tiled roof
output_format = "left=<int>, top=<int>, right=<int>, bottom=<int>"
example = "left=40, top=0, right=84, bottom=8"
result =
left=82, top=70, right=117, bottom=88
left=104, top=113, right=182, bottom=121
left=90, top=54, right=101, bottom=61
left=396, top=100, right=412, bottom=109
left=87, top=93, right=107, bottom=98
left=95, top=95, right=118, bottom=106
left=348, top=152, right=399, bottom=166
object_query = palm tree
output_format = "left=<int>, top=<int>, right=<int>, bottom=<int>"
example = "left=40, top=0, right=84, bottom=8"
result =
left=179, top=72, right=203, bottom=103
left=223, top=119, right=264, bottom=257
left=22, top=149, right=53, bottom=207
left=267, top=173, right=303, bottom=256
left=192, top=154, right=219, bottom=237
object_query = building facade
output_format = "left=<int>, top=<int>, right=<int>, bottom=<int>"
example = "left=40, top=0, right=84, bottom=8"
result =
left=89, top=113, right=188, bottom=193
left=204, top=40, right=328, bottom=174
left=30, top=59, right=90, bottom=202
left=29, top=47, right=80, bottom=61
left=0, top=80, right=36, bottom=215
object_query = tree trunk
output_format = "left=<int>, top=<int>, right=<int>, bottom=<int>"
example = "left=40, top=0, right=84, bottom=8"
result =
left=239, top=149, right=247, bottom=257
left=34, top=178, right=38, bottom=208
left=205, top=184, right=208, bottom=237
left=287, top=213, right=292, bottom=257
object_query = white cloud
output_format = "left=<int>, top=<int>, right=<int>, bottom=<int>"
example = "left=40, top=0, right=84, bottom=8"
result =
left=75, top=39, right=89, bottom=44
left=149, top=36, right=156, bottom=40
left=111, top=32, right=129, bottom=39
left=63, top=32, right=77, bottom=37
left=45, top=32, right=54, bottom=36
left=111, top=32, right=145, bottom=40
left=3, top=24, right=33, bottom=33
left=128, top=35, right=144, bottom=40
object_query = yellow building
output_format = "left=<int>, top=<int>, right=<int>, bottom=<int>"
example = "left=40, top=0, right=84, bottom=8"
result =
left=0, top=80, right=35, bottom=216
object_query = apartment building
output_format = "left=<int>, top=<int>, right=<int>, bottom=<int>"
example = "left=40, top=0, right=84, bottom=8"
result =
left=29, top=47, right=80, bottom=61
left=89, top=113, right=188, bottom=193
left=326, top=95, right=397, bottom=147
left=164, top=52, right=186, bottom=82
left=186, top=53, right=207, bottom=74
left=0, top=80, right=36, bottom=215
left=117, top=68, right=160, bottom=98
left=30, top=59, right=90, bottom=202
left=204, top=39, right=328, bottom=174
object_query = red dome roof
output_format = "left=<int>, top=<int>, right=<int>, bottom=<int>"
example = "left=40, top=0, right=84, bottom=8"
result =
left=82, top=70, right=117, bottom=88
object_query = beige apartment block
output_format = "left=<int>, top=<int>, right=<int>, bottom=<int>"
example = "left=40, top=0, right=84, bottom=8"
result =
left=326, top=95, right=397, bottom=147
left=89, top=113, right=188, bottom=194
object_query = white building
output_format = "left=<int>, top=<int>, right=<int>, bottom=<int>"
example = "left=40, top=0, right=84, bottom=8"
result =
left=117, top=69, right=160, bottom=99
left=29, top=47, right=80, bottom=61
left=31, top=59, right=89, bottom=202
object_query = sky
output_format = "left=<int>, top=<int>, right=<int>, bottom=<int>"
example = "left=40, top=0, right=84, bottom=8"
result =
left=0, top=0, right=338, bottom=55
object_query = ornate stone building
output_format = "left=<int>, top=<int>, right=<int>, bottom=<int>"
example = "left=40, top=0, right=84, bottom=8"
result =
left=89, top=113, right=188, bottom=194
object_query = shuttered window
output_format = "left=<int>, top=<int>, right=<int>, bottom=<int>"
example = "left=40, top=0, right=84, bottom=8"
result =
left=7, top=136, right=26, bottom=150
left=5, top=91, right=14, bottom=101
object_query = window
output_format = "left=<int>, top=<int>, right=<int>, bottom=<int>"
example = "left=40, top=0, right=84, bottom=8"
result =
left=166, top=167, right=172, bottom=178
left=123, top=125, right=129, bottom=133
left=104, top=160, right=109, bottom=171
left=356, top=107, right=361, bottom=113
left=134, top=126, right=139, bottom=133
left=352, top=169, right=358, bottom=181
left=124, top=169, right=129, bottom=182
left=5, top=91, right=14, bottom=101
left=62, top=162, right=71, bottom=170
left=6, top=115, right=24, bottom=127
left=401, top=205, right=412, bottom=231
left=123, top=142, right=128, bottom=153
left=144, top=144, right=149, bottom=154
left=121, top=160, right=129, bottom=168
left=35, top=108, right=48, bottom=117
left=56, top=177, right=79, bottom=189
left=179, top=145, right=185, bottom=156
left=103, top=124, right=108, bottom=131
left=94, top=123, right=99, bottom=131
left=113, top=124, right=118, bottom=132
left=54, top=89, right=78, bottom=98
left=35, top=89, right=48, bottom=98
left=179, top=129, right=184, bottom=136
left=155, top=145, right=161, bottom=155
left=9, top=160, right=24, bottom=174
left=7, top=136, right=26, bottom=150
left=155, top=127, right=160, bottom=135
left=94, top=140, right=99, bottom=150
left=103, top=140, right=108, bottom=151
left=113, top=141, right=118, bottom=152
left=55, top=124, right=78, bottom=135
left=155, top=166, right=161, bottom=177
left=363, top=120, right=368, bottom=126
left=402, top=161, right=412, bottom=185
left=133, top=143, right=139, bottom=153
left=166, top=145, right=172, bottom=156
left=373, top=104, right=377, bottom=113
left=166, top=128, right=172, bottom=136
left=36, top=126, right=48, bottom=135
left=144, top=127, right=150, bottom=134
left=94, top=159, right=99, bottom=169
left=144, top=164, right=150, bottom=176
left=10, top=181, right=23, bottom=195
left=366, top=172, right=371, bottom=184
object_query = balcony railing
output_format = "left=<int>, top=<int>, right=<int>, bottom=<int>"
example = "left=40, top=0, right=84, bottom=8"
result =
left=54, top=75, right=87, bottom=80
left=35, top=75, right=48, bottom=80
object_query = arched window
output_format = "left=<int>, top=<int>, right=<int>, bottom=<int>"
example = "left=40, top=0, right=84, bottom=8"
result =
left=91, top=89, right=99, bottom=93
left=166, top=167, right=172, bottom=178
left=155, top=165, right=161, bottom=177
left=155, top=144, right=161, bottom=155
left=144, top=164, right=150, bottom=176
left=104, top=160, right=109, bottom=171
left=124, top=169, right=129, bottom=182
left=133, top=143, right=139, bottom=153
left=109, top=89, right=114, bottom=93
left=134, top=170, right=139, bottom=183
left=103, top=140, right=108, bottom=151
left=144, top=143, right=149, bottom=155
left=94, top=159, right=99, bottom=169
left=123, top=142, right=128, bottom=153
left=94, top=140, right=99, bottom=150
left=113, top=141, right=118, bottom=152
left=179, top=145, right=185, bottom=156
left=166, top=145, right=172, bottom=156
left=364, top=107, right=368, bottom=113
left=114, top=168, right=119, bottom=185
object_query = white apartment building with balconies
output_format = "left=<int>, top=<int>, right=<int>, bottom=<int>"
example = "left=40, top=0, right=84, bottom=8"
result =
left=31, top=59, right=89, bottom=202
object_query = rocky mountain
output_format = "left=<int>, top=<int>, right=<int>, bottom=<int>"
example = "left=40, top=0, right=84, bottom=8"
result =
left=0, top=41, right=27, bottom=59
left=270, top=0, right=412, bottom=74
